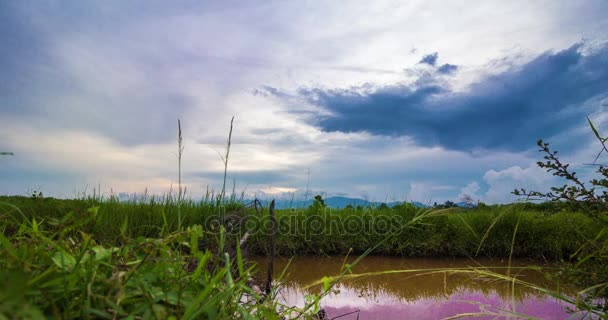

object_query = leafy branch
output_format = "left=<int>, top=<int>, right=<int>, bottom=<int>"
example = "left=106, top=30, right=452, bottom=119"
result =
left=513, top=118, right=608, bottom=216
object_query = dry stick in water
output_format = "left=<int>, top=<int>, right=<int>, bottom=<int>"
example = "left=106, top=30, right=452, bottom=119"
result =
left=239, top=231, right=251, bottom=247
left=265, top=199, right=276, bottom=296
left=240, top=199, right=261, bottom=247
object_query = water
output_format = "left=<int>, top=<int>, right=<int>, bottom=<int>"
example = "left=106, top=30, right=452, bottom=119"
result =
left=252, top=256, right=591, bottom=320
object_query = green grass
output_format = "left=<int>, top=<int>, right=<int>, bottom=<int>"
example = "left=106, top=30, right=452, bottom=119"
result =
left=2, top=196, right=603, bottom=260
left=2, top=195, right=607, bottom=319
left=248, top=204, right=603, bottom=260
left=0, top=196, right=301, bottom=319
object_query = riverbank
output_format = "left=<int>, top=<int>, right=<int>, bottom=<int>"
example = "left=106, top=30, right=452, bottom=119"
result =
left=2, top=196, right=602, bottom=260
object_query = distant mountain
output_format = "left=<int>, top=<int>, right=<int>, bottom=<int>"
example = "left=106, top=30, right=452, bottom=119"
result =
left=456, top=201, right=476, bottom=208
left=323, top=196, right=372, bottom=208
left=403, top=201, right=430, bottom=208
left=253, top=196, right=430, bottom=209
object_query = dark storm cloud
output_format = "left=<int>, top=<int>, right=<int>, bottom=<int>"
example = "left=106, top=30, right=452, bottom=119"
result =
left=0, top=2, right=51, bottom=104
left=419, top=52, right=439, bottom=66
left=437, top=63, right=458, bottom=74
left=272, top=43, right=608, bottom=152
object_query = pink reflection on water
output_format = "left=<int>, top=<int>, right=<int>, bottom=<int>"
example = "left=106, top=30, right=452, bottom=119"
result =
left=323, top=292, right=584, bottom=320
left=277, top=285, right=596, bottom=319
left=259, top=256, right=600, bottom=319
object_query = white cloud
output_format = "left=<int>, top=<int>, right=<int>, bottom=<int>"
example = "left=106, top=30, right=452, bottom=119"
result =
left=407, top=182, right=457, bottom=205
left=480, top=164, right=558, bottom=204
left=458, top=182, right=481, bottom=202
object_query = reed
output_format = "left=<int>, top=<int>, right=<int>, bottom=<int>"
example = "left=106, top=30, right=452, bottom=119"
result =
left=2, top=196, right=602, bottom=260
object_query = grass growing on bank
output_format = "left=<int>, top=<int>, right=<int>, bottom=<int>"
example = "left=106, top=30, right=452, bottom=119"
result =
left=249, top=204, right=604, bottom=260
left=3, top=195, right=604, bottom=260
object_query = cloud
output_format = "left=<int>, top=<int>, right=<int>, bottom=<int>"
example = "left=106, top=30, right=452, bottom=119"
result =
left=408, top=182, right=456, bottom=204
left=437, top=63, right=458, bottom=74
left=192, top=169, right=298, bottom=185
left=274, top=43, right=608, bottom=152
left=480, top=164, right=559, bottom=204
left=419, top=52, right=438, bottom=66
left=458, top=181, right=481, bottom=201
left=0, top=2, right=204, bottom=146
left=0, top=123, right=183, bottom=197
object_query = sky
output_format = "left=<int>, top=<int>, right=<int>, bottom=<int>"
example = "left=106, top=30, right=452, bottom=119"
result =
left=1, top=0, right=608, bottom=204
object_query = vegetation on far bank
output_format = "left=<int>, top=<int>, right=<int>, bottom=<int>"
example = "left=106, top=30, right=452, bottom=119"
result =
left=2, top=195, right=603, bottom=261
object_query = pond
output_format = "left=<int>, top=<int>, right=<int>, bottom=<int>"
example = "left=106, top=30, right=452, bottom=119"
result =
left=252, top=256, right=591, bottom=320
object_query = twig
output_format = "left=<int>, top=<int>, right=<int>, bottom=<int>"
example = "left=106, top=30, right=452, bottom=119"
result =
left=239, top=231, right=251, bottom=247
left=220, top=117, right=234, bottom=202
left=177, top=119, right=184, bottom=202
left=588, top=117, right=608, bottom=164
left=330, top=309, right=360, bottom=320
left=177, top=119, right=184, bottom=230
left=265, top=200, right=276, bottom=296
left=304, top=168, right=311, bottom=204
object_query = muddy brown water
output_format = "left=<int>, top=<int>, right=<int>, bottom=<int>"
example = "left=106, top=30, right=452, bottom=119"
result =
left=252, top=256, right=592, bottom=320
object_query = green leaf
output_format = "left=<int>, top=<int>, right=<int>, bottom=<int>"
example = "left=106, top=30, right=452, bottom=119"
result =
left=152, top=304, right=168, bottom=319
left=236, top=238, right=244, bottom=277
left=224, top=253, right=233, bottom=287
left=321, top=276, right=333, bottom=292
left=588, top=117, right=602, bottom=141
left=31, top=217, right=40, bottom=234
left=0, top=233, right=19, bottom=261
left=78, top=253, right=92, bottom=264
left=120, top=216, right=128, bottom=237
left=87, top=206, right=99, bottom=217
left=92, top=246, right=118, bottom=261
left=51, top=251, right=76, bottom=271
